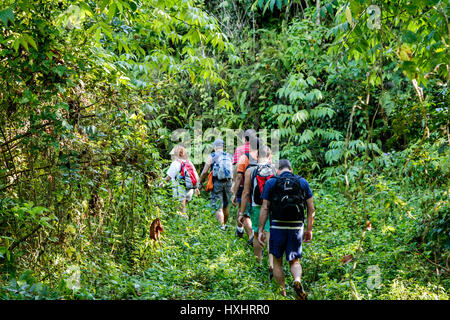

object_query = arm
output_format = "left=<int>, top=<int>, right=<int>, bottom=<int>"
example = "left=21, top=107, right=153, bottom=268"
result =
left=303, top=197, right=315, bottom=242
left=258, top=199, right=270, bottom=246
left=193, top=164, right=201, bottom=194
left=199, top=156, right=212, bottom=185
left=232, top=154, right=246, bottom=200
left=158, top=174, right=171, bottom=187
left=232, top=173, right=243, bottom=195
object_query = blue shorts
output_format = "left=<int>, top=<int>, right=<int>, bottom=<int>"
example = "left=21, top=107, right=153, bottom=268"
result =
left=269, top=227, right=304, bottom=261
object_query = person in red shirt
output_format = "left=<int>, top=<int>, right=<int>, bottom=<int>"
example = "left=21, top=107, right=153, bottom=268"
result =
left=232, top=129, right=254, bottom=164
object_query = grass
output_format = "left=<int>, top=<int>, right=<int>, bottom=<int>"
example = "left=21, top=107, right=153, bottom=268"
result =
left=1, top=180, right=448, bottom=300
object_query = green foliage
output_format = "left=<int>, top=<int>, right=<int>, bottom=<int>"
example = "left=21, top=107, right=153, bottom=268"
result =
left=0, top=0, right=448, bottom=301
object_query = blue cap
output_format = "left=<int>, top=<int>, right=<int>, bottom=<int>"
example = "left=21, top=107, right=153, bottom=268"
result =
left=213, top=139, right=224, bottom=148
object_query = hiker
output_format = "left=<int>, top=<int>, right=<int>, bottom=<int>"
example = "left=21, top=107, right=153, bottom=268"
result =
left=160, top=145, right=200, bottom=217
left=199, top=139, right=233, bottom=230
left=257, top=159, right=315, bottom=300
left=232, top=129, right=256, bottom=238
left=231, top=135, right=260, bottom=244
left=238, top=145, right=276, bottom=277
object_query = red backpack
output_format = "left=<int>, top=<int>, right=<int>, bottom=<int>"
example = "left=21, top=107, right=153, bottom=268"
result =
left=180, top=160, right=198, bottom=189
left=250, top=164, right=275, bottom=205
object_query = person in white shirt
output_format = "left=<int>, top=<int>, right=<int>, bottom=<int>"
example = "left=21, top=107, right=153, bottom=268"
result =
left=160, top=145, right=200, bottom=216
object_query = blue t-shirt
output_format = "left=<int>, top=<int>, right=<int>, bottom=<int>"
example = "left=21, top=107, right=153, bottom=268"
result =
left=261, top=171, right=313, bottom=228
left=261, top=171, right=313, bottom=201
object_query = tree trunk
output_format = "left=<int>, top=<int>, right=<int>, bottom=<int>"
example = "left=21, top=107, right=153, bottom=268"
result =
left=316, top=0, right=321, bottom=25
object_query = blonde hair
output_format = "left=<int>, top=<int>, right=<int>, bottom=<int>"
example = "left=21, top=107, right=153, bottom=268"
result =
left=173, top=145, right=188, bottom=160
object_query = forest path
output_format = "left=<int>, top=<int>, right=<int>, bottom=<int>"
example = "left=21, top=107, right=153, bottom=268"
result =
left=128, top=195, right=297, bottom=300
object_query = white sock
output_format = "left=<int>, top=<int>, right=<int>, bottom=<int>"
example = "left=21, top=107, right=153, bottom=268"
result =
left=237, top=226, right=244, bottom=232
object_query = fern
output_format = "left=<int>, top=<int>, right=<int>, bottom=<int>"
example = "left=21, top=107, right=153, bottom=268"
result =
left=292, top=110, right=309, bottom=124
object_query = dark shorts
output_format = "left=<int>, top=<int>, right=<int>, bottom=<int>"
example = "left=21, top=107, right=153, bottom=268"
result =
left=237, top=198, right=251, bottom=217
left=269, top=226, right=304, bottom=261
left=210, top=179, right=232, bottom=211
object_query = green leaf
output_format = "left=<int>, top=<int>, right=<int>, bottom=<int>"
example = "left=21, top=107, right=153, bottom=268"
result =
left=270, top=0, right=276, bottom=12
left=402, top=30, right=418, bottom=44
left=276, top=0, right=282, bottom=10
left=108, top=2, right=117, bottom=20
left=12, top=38, right=20, bottom=52
left=0, top=8, right=14, bottom=26
left=345, top=6, right=354, bottom=28
left=23, top=34, right=37, bottom=50
left=19, top=36, right=29, bottom=51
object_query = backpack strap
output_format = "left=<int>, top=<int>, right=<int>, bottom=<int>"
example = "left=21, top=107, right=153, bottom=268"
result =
left=179, top=160, right=186, bottom=178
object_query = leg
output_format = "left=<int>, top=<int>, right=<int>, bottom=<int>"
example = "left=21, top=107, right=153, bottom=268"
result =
left=210, top=181, right=224, bottom=226
left=266, top=232, right=273, bottom=269
left=183, top=190, right=194, bottom=219
left=216, top=208, right=225, bottom=225
left=222, top=180, right=232, bottom=226
left=236, top=202, right=243, bottom=228
left=223, top=206, right=229, bottom=225
left=181, top=199, right=187, bottom=213
left=272, top=255, right=286, bottom=296
left=243, top=216, right=253, bottom=238
left=243, top=203, right=254, bottom=239
left=289, top=258, right=302, bottom=283
left=286, top=228, right=307, bottom=300
left=253, top=235, right=263, bottom=264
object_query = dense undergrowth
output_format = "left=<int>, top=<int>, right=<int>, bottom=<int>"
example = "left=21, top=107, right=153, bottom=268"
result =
left=1, top=0, right=449, bottom=301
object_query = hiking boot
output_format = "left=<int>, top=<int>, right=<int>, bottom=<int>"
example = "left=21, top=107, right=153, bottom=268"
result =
left=293, top=281, right=307, bottom=300
left=235, top=227, right=244, bottom=238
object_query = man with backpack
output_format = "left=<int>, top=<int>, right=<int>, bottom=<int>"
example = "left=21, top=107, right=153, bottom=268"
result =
left=257, top=159, right=315, bottom=300
left=232, top=136, right=260, bottom=244
left=199, top=139, right=234, bottom=230
left=238, top=145, right=276, bottom=276
left=232, top=129, right=257, bottom=239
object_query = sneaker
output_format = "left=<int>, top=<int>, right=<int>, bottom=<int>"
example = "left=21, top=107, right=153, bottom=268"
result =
left=293, top=281, right=307, bottom=300
left=219, top=225, right=227, bottom=231
left=246, top=235, right=254, bottom=248
left=269, top=267, right=273, bottom=280
left=235, top=227, right=244, bottom=238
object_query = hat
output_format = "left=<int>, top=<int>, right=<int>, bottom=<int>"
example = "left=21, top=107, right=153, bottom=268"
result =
left=213, top=139, right=224, bottom=148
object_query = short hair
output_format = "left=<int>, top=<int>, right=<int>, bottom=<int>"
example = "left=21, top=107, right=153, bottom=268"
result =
left=243, top=129, right=256, bottom=142
left=277, top=159, right=292, bottom=171
left=264, top=145, right=272, bottom=157
left=249, top=136, right=261, bottom=151
left=258, top=145, right=271, bottom=158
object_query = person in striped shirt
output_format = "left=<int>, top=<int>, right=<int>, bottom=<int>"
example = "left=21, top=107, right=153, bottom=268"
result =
left=232, top=129, right=255, bottom=164
left=257, top=159, right=315, bottom=300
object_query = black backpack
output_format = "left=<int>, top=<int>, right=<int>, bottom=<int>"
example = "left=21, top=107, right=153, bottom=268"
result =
left=236, top=152, right=257, bottom=198
left=270, top=174, right=307, bottom=222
